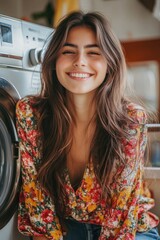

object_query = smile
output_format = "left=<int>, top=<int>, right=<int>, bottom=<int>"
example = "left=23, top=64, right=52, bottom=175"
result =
left=67, top=72, right=93, bottom=78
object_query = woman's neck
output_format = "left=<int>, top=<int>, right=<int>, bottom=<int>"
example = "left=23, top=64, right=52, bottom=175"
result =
left=67, top=92, right=96, bottom=127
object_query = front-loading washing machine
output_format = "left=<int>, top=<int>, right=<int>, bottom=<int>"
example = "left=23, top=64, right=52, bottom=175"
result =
left=0, top=15, right=53, bottom=240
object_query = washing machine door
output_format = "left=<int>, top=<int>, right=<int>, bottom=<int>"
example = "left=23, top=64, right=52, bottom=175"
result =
left=0, top=78, right=21, bottom=229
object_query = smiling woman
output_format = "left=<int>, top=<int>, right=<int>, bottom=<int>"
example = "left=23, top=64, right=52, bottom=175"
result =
left=56, top=26, right=107, bottom=95
left=16, top=11, right=159, bottom=240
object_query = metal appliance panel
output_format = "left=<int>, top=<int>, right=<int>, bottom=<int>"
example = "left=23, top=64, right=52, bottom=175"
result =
left=0, top=67, right=41, bottom=97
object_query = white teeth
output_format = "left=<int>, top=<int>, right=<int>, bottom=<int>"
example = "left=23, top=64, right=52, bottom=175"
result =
left=69, top=73, right=90, bottom=78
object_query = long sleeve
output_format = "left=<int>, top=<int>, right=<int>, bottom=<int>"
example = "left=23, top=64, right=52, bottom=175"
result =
left=16, top=97, right=63, bottom=240
left=99, top=105, right=154, bottom=240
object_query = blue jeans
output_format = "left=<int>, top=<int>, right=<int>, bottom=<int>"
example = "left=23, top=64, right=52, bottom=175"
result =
left=63, top=219, right=160, bottom=240
left=135, top=228, right=160, bottom=240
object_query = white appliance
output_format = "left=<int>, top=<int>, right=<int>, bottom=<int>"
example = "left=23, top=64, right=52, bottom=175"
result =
left=0, top=15, right=53, bottom=240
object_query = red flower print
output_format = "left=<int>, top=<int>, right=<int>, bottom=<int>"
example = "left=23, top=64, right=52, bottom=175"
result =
left=19, top=192, right=25, bottom=202
left=27, top=130, right=38, bottom=147
left=18, top=101, right=26, bottom=111
left=18, top=128, right=27, bottom=141
left=22, top=152, right=33, bottom=167
left=41, top=209, right=54, bottom=223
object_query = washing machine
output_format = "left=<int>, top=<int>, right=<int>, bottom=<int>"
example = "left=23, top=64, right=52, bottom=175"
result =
left=0, top=15, right=53, bottom=240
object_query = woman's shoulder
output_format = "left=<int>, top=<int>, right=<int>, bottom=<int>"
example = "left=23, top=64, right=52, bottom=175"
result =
left=16, top=96, right=39, bottom=123
left=16, top=96, right=36, bottom=114
left=126, top=102, right=147, bottom=125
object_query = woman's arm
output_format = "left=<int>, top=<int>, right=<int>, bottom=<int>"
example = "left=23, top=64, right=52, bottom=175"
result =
left=99, top=107, right=148, bottom=239
left=16, top=97, right=63, bottom=240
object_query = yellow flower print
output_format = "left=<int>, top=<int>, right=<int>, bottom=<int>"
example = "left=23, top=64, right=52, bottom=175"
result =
left=71, top=201, right=77, bottom=208
left=132, top=205, right=139, bottom=217
left=25, top=197, right=37, bottom=208
left=87, top=204, right=97, bottom=212
left=124, top=218, right=132, bottom=226
left=85, top=176, right=92, bottom=185
left=81, top=194, right=91, bottom=202
left=50, top=229, right=62, bottom=239
left=23, top=181, right=35, bottom=192
left=96, top=212, right=104, bottom=221
left=23, top=181, right=44, bottom=201
left=84, top=176, right=93, bottom=191
left=114, top=187, right=132, bottom=209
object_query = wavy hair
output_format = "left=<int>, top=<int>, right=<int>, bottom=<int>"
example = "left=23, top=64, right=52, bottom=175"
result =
left=34, top=11, right=131, bottom=219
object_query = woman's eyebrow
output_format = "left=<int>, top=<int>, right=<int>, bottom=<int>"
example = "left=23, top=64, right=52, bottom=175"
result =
left=63, top=42, right=99, bottom=48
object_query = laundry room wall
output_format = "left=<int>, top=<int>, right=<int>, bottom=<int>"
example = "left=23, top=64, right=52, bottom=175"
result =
left=0, top=0, right=23, bottom=19
left=0, top=0, right=49, bottom=25
left=0, top=0, right=160, bottom=40
left=89, top=0, right=160, bottom=40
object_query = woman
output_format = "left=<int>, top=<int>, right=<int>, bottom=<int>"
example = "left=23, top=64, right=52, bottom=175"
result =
left=16, top=11, right=159, bottom=240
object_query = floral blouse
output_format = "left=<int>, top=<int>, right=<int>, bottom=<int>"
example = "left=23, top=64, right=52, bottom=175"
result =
left=16, top=97, right=159, bottom=240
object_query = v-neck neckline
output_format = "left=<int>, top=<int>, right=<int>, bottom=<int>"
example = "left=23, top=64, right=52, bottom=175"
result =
left=64, top=162, right=89, bottom=194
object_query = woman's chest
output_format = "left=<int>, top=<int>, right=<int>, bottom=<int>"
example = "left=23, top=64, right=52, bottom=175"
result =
left=66, top=131, right=92, bottom=190
left=67, top=147, right=89, bottom=190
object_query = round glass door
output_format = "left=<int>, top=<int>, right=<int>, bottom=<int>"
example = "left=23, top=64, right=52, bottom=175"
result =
left=0, top=107, right=20, bottom=229
left=0, top=79, right=20, bottom=229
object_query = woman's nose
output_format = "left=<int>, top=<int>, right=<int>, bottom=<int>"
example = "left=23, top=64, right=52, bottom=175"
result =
left=73, top=53, right=86, bottom=67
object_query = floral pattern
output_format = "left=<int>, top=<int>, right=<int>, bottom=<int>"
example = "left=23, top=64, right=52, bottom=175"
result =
left=16, top=97, right=159, bottom=240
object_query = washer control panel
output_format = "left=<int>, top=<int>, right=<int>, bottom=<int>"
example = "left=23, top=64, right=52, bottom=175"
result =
left=0, top=15, right=23, bottom=68
left=21, top=21, right=53, bottom=70
left=0, top=14, right=53, bottom=70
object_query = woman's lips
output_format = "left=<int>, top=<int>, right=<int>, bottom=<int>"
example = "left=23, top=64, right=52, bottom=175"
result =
left=66, top=72, right=93, bottom=79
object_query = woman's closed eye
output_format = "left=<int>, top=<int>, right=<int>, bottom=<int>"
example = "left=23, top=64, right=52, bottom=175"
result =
left=62, top=50, right=76, bottom=55
left=88, top=51, right=101, bottom=56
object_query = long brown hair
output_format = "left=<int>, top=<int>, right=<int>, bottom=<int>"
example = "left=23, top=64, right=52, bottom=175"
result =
left=34, top=11, right=132, bottom=218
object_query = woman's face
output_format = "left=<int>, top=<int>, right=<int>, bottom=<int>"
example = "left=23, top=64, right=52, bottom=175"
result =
left=56, top=25, right=107, bottom=95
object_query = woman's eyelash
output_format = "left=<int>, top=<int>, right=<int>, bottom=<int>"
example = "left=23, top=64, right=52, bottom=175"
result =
left=88, top=52, right=100, bottom=55
left=62, top=51, right=75, bottom=54
left=62, top=50, right=101, bottom=55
